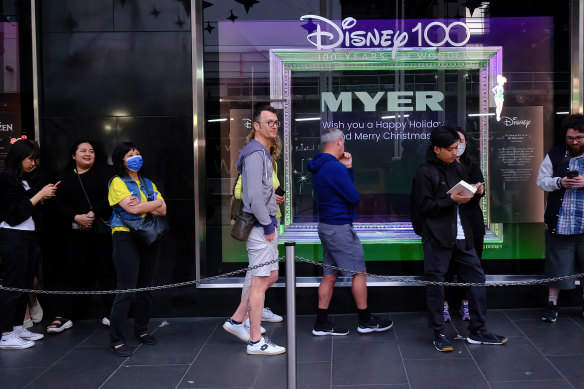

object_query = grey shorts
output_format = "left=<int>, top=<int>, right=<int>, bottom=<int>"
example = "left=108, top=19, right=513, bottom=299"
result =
left=246, top=225, right=279, bottom=277
left=318, top=223, right=366, bottom=277
left=545, top=231, right=584, bottom=290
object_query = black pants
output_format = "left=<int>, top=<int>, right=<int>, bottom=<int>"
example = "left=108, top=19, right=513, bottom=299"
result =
left=52, top=229, right=115, bottom=320
left=423, top=238, right=487, bottom=334
left=445, top=234, right=485, bottom=302
left=0, top=229, right=38, bottom=333
left=109, top=231, right=158, bottom=346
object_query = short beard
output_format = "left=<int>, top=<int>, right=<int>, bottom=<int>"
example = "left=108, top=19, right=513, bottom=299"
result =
left=567, top=142, right=584, bottom=157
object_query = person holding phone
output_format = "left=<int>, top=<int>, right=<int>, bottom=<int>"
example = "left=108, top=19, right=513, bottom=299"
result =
left=0, top=139, right=57, bottom=349
left=537, top=114, right=584, bottom=322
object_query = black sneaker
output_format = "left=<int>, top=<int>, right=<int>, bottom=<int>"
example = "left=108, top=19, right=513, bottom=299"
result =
left=467, top=330, right=507, bottom=345
left=312, top=321, right=349, bottom=336
left=542, top=302, right=558, bottom=322
left=357, top=315, right=393, bottom=334
left=433, top=333, right=454, bottom=352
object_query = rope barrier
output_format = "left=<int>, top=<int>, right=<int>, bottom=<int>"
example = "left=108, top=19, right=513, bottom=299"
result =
left=1, top=255, right=582, bottom=295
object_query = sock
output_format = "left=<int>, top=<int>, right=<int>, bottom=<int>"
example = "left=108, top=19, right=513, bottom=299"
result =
left=548, top=296, right=558, bottom=305
left=316, top=308, right=329, bottom=324
left=248, top=339, right=260, bottom=345
left=230, top=318, right=242, bottom=325
left=358, top=308, right=371, bottom=323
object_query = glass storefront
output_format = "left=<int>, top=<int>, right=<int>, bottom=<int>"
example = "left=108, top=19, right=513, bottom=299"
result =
left=200, top=1, right=577, bottom=281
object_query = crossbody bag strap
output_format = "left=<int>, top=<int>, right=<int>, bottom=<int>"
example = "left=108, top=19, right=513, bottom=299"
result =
left=75, top=169, right=94, bottom=211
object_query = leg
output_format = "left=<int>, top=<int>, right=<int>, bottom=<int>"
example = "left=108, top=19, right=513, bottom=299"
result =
left=0, top=235, right=30, bottom=333
left=452, top=241, right=487, bottom=332
left=423, top=238, right=451, bottom=334
left=109, top=232, right=141, bottom=347
left=318, top=274, right=338, bottom=309
left=351, top=274, right=367, bottom=310
left=248, top=275, right=270, bottom=341
left=134, top=241, right=159, bottom=337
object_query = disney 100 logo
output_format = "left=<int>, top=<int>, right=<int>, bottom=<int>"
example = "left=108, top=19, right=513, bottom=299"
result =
left=300, top=15, right=471, bottom=59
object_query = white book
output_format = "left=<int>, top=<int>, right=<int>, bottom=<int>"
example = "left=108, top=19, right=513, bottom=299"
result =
left=447, top=180, right=477, bottom=196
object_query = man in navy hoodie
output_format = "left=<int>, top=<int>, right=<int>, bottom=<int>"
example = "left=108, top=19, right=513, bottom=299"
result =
left=308, top=128, right=393, bottom=335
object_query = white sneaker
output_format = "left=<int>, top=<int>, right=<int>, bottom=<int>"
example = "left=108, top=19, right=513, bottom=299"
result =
left=247, top=337, right=286, bottom=355
left=243, top=318, right=266, bottom=335
left=13, top=326, right=44, bottom=341
left=23, top=319, right=33, bottom=329
left=0, top=332, right=35, bottom=349
left=262, top=307, right=283, bottom=322
left=223, top=319, right=249, bottom=342
left=30, top=302, right=43, bottom=323
left=101, top=317, right=110, bottom=327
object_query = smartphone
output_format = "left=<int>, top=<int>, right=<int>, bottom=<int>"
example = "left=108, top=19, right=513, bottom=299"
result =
left=275, top=186, right=285, bottom=196
left=567, top=170, right=579, bottom=179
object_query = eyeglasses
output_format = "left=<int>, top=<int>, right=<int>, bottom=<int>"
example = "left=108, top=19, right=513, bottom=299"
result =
left=566, top=136, right=584, bottom=143
left=256, top=120, right=281, bottom=128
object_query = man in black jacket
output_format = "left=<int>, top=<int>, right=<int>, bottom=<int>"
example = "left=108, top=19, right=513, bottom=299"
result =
left=411, top=126, right=507, bottom=352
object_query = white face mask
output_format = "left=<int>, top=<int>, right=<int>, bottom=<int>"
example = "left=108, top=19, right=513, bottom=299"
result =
left=456, top=143, right=466, bottom=157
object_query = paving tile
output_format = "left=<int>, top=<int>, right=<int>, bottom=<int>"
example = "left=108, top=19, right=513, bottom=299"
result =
left=468, top=336, right=561, bottom=381
left=102, top=365, right=189, bottom=389
left=490, top=380, right=574, bottom=389
left=26, top=366, right=120, bottom=389
left=179, top=342, right=263, bottom=387
left=0, top=342, right=71, bottom=368
left=254, top=361, right=330, bottom=389
left=49, top=347, right=124, bottom=370
left=513, top=317, right=584, bottom=356
left=124, top=321, right=214, bottom=365
left=333, top=385, right=409, bottom=388
left=548, top=355, right=584, bottom=388
left=266, top=317, right=330, bottom=364
left=0, top=367, right=45, bottom=389
left=332, top=340, right=407, bottom=386
left=405, top=358, right=489, bottom=389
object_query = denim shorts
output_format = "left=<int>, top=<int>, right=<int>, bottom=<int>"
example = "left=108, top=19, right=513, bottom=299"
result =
left=545, top=231, right=584, bottom=289
left=317, top=223, right=366, bottom=276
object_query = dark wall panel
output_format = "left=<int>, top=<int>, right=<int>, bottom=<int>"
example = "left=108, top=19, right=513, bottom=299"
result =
left=41, top=31, right=192, bottom=116
left=41, top=0, right=114, bottom=32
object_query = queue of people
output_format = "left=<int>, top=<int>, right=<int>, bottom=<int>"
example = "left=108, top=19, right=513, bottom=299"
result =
left=1, top=110, right=583, bottom=357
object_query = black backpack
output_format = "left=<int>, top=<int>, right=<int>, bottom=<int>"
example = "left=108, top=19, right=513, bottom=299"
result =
left=410, top=164, right=440, bottom=237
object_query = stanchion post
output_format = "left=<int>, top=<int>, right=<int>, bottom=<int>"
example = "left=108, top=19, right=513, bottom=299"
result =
left=285, top=242, right=297, bottom=389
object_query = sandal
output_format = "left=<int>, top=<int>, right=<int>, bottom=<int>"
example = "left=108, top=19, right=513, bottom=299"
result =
left=47, top=317, right=73, bottom=333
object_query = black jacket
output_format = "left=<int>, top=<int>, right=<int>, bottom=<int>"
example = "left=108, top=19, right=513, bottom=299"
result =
left=0, top=169, right=49, bottom=229
left=411, top=147, right=477, bottom=248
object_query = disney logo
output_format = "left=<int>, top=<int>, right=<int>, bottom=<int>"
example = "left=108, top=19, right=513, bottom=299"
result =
left=501, top=116, right=531, bottom=128
left=300, top=15, right=407, bottom=59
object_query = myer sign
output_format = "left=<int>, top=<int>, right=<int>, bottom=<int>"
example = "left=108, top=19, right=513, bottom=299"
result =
left=321, top=91, right=444, bottom=112
left=300, top=15, right=471, bottom=59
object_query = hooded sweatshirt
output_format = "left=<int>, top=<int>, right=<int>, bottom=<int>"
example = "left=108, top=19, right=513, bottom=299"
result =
left=307, top=152, right=360, bottom=225
left=235, top=139, right=278, bottom=235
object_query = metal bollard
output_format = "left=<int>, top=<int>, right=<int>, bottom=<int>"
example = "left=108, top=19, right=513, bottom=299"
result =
left=285, top=242, right=297, bottom=389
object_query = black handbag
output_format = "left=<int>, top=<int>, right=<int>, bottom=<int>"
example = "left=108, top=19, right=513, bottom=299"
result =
left=230, top=211, right=257, bottom=241
left=230, top=184, right=272, bottom=242
left=76, top=170, right=111, bottom=234
left=114, top=176, right=169, bottom=245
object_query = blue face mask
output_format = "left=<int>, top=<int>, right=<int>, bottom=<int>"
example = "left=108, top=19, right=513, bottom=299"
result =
left=126, top=155, right=143, bottom=172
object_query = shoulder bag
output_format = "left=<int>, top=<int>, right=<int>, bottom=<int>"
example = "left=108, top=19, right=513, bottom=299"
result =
left=231, top=187, right=273, bottom=242
left=113, top=176, right=169, bottom=246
